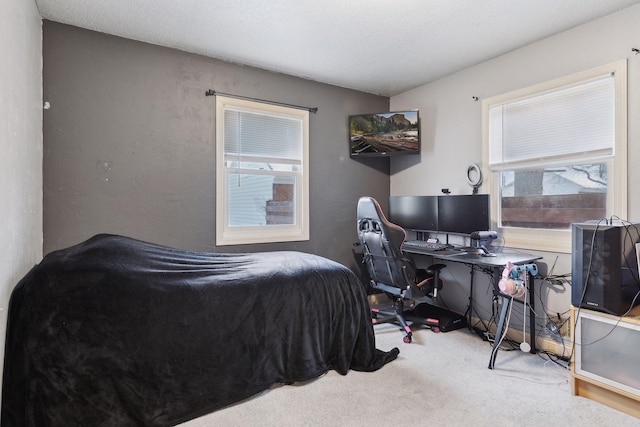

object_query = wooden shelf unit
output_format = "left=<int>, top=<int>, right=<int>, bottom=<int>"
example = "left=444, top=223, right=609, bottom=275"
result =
left=570, top=305, right=640, bottom=418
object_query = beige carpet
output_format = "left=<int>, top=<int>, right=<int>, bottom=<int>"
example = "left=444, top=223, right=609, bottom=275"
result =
left=180, top=322, right=638, bottom=426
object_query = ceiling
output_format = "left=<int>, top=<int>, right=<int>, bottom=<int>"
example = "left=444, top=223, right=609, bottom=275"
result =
left=35, top=0, right=640, bottom=97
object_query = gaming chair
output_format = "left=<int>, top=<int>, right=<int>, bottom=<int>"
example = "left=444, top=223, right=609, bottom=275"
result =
left=356, top=196, right=445, bottom=343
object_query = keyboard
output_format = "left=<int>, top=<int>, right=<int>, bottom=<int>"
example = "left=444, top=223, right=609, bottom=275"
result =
left=403, top=240, right=451, bottom=251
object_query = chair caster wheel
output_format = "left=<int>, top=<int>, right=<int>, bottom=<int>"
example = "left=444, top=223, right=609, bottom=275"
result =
left=433, top=327, right=440, bottom=333
left=403, top=334, right=412, bottom=343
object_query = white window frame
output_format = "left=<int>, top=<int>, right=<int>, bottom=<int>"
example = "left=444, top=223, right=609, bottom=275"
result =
left=481, top=60, right=627, bottom=253
left=215, top=95, right=309, bottom=246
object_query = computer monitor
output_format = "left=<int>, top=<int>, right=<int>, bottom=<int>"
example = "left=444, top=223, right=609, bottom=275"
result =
left=388, top=196, right=438, bottom=231
left=437, top=194, right=490, bottom=235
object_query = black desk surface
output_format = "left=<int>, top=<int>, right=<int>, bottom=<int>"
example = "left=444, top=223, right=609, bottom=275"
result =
left=403, top=246, right=542, bottom=267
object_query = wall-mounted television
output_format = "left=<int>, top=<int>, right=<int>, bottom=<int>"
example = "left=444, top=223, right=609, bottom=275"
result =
left=349, top=110, right=420, bottom=157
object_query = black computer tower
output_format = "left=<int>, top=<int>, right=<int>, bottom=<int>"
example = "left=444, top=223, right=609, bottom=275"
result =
left=571, top=221, right=640, bottom=315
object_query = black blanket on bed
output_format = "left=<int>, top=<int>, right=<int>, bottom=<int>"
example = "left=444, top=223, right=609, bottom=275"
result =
left=2, top=234, right=397, bottom=426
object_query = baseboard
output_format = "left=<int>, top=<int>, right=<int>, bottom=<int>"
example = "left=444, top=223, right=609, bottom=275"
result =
left=470, top=315, right=572, bottom=359
left=535, top=335, right=572, bottom=359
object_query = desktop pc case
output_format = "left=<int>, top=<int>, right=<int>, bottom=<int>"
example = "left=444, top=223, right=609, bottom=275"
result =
left=571, top=221, right=640, bottom=315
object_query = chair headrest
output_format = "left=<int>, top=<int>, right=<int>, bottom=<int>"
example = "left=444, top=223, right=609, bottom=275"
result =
left=357, top=197, right=387, bottom=222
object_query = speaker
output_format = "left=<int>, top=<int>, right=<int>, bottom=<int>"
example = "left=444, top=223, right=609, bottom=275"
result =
left=571, top=221, right=640, bottom=315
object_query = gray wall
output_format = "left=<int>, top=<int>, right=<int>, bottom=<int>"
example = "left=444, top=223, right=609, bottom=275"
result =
left=389, top=5, right=640, bottom=332
left=1, top=0, right=43, bottom=403
left=43, top=22, right=390, bottom=272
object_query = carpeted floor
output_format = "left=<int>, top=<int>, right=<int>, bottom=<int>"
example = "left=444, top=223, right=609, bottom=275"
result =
left=180, top=321, right=638, bottom=426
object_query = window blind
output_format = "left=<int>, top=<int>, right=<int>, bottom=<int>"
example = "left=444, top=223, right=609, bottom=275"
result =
left=489, top=74, right=615, bottom=170
left=223, top=108, right=302, bottom=163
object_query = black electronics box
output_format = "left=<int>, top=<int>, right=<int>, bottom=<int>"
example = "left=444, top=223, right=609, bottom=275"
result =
left=410, top=303, right=467, bottom=332
left=571, top=220, right=640, bottom=315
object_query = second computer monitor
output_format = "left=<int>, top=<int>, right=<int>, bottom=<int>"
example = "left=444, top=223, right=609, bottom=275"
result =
left=437, top=194, right=490, bottom=235
left=388, top=196, right=438, bottom=231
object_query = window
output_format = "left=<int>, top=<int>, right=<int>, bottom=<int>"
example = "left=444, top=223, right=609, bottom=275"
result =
left=215, top=96, right=309, bottom=245
left=482, top=60, right=627, bottom=253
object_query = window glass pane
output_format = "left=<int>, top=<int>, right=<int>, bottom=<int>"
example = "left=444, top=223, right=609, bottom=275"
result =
left=499, top=164, right=607, bottom=230
left=227, top=173, right=295, bottom=226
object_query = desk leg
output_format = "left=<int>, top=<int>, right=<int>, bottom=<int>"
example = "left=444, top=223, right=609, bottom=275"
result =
left=528, top=272, right=536, bottom=353
left=467, top=266, right=474, bottom=330
left=488, top=271, right=537, bottom=369
left=488, top=296, right=511, bottom=369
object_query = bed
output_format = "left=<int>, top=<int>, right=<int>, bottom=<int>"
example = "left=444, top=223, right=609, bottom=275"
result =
left=2, top=234, right=398, bottom=426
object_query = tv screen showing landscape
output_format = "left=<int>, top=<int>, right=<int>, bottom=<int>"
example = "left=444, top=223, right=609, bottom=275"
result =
left=349, top=110, right=420, bottom=157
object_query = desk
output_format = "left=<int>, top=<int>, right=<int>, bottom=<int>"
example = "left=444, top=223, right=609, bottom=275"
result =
left=403, top=247, right=542, bottom=369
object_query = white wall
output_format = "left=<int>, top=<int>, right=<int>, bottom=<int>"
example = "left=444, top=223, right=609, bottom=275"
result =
left=390, top=5, right=640, bottom=326
left=0, top=0, right=43, bottom=398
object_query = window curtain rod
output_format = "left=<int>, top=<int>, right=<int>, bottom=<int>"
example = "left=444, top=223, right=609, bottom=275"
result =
left=205, top=89, right=318, bottom=113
